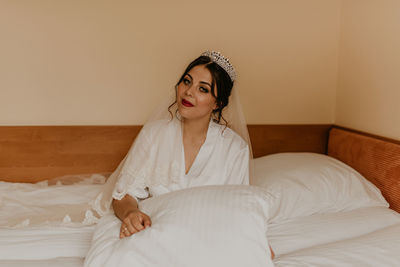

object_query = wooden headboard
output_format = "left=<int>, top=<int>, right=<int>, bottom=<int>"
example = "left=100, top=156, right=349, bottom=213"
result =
left=1, top=124, right=399, bottom=212
left=328, top=126, right=400, bottom=213
left=0, top=126, right=141, bottom=183
left=0, top=125, right=331, bottom=183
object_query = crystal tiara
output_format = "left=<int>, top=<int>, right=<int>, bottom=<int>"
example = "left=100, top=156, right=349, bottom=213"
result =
left=201, top=51, right=237, bottom=82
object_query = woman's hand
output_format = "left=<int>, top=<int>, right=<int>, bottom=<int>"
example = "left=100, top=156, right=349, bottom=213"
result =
left=120, top=209, right=152, bottom=238
left=112, top=195, right=152, bottom=239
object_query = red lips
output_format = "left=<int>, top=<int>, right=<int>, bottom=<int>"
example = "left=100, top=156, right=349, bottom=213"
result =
left=182, top=99, right=194, bottom=107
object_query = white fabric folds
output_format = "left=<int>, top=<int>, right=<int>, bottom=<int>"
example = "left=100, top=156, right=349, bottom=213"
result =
left=84, top=185, right=274, bottom=267
left=0, top=175, right=107, bottom=228
left=111, top=118, right=249, bottom=202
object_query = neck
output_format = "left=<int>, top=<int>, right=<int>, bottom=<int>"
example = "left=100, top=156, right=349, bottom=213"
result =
left=182, top=116, right=210, bottom=138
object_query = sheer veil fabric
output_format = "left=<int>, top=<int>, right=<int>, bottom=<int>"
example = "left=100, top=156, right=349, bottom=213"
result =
left=5, top=54, right=252, bottom=228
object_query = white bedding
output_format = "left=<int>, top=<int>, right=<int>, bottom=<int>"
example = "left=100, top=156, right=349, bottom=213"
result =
left=84, top=185, right=274, bottom=267
left=0, top=225, right=94, bottom=260
left=0, top=177, right=100, bottom=261
left=274, top=223, right=400, bottom=267
left=268, top=206, right=400, bottom=256
left=0, top=175, right=105, bottom=228
left=0, top=257, right=83, bottom=267
left=4, top=206, right=400, bottom=267
left=254, top=153, right=400, bottom=266
left=2, top=153, right=400, bottom=266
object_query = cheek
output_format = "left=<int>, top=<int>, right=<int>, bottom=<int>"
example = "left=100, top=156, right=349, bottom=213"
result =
left=176, top=84, right=185, bottom=98
left=197, top=95, right=217, bottom=110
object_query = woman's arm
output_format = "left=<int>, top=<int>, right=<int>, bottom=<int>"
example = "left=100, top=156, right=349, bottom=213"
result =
left=112, top=195, right=152, bottom=238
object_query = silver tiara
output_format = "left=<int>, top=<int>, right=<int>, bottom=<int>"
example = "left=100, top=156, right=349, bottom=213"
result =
left=201, top=51, right=236, bottom=82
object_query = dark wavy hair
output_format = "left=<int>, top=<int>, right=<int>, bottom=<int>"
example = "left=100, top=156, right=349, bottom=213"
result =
left=168, top=55, right=234, bottom=124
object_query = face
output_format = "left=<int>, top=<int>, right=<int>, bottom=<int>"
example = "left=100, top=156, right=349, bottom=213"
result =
left=177, top=65, right=217, bottom=122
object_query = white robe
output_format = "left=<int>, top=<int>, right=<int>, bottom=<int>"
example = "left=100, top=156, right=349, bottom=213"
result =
left=112, top=118, right=250, bottom=202
left=84, top=118, right=250, bottom=267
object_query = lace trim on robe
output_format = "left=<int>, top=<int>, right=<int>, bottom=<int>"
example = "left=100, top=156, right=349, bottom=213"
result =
left=111, top=161, right=181, bottom=201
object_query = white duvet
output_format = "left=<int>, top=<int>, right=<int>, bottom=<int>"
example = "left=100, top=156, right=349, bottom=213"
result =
left=269, top=206, right=400, bottom=266
left=268, top=206, right=400, bottom=256
left=2, top=204, right=400, bottom=267
left=0, top=226, right=94, bottom=260
left=274, top=223, right=400, bottom=267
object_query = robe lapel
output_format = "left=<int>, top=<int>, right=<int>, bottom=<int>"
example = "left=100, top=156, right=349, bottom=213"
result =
left=185, top=120, right=220, bottom=178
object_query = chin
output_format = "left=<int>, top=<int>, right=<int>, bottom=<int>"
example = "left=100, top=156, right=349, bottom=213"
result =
left=177, top=104, right=212, bottom=122
left=177, top=109, right=193, bottom=120
left=180, top=111, right=211, bottom=123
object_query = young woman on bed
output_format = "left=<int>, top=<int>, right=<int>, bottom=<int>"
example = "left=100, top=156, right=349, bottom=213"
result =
left=95, top=51, right=274, bottom=259
left=113, top=51, right=250, bottom=237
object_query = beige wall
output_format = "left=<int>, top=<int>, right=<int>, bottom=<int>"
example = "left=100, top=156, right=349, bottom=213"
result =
left=0, top=1, right=340, bottom=125
left=336, top=0, right=400, bottom=140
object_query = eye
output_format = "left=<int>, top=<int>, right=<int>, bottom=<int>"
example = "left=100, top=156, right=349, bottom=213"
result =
left=183, top=78, right=191, bottom=85
left=199, top=86, right=209, bottom=93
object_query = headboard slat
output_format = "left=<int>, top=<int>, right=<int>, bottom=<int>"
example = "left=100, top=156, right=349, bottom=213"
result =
left=328, top=127, right=400, bottom=213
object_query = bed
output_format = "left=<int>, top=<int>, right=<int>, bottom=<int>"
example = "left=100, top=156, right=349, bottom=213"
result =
left=1, top=125, right=399, bottom=266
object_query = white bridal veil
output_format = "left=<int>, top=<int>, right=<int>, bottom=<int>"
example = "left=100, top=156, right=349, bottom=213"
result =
left=4, top=52, right=252, bottom=228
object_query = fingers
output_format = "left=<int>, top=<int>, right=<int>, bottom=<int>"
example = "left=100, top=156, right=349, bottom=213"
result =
left=143, top=215, right=152, bottom=228
left=119, top=227, right=127, bottom=239
left=120, top=218, right=134, bottom=238
left=132, top=220, right=145, bottom=231
left=120, top=221, right=136, bottom=238
left=143, top=216, right=151, bottom=228
left=125, top=220, right=137, bottom=234
left=119, top=212, right=151, bottom=239
left=120, top=224, right=131, bottom=238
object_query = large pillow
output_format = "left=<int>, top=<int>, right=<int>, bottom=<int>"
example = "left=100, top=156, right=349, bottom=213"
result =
left=84, top=185, right=274, bottom=267
left=252, top=153, right=388, bottom=223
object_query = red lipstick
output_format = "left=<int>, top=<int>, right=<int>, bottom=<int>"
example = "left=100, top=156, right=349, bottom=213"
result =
left=182, top=99, right=194, bottom=107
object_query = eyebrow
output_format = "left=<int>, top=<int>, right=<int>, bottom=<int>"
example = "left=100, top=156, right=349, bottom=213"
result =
left=200, top=81, right=212, bottom=88
left=186, top=73, right=212, bottom=88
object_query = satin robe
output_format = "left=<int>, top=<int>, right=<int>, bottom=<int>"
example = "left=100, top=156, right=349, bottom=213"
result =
left=112, top=118, right=250, bottom=202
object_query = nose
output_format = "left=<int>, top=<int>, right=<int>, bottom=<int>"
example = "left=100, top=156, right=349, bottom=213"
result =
left=184, top=84, right=194, bottom=96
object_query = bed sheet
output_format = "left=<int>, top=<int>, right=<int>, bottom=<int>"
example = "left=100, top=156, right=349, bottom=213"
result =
left=0, top=177, right=105, bottom=228
left=274, top=222, right=400, bottom=267
left=268, top=206, right=400, bottom=256
left=0, top=178, right=101, bottom=260
left=0, top=257, right=83, bottom=267
left=0, top=225, right=95, bottom=260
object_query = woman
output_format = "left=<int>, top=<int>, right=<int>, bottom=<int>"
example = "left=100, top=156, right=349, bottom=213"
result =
left=85, top=51, right=274, bottom=264
left=110, top=51, right=251, bottom=238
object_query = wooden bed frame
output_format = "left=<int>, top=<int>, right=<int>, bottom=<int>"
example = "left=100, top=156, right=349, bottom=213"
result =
left=1, top=124, right=399, bottom=212
left=327, top=126, right=400, bottom=213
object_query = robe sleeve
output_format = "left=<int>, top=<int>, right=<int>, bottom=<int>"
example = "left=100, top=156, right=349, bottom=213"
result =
left=226, top=145, right=250, bottom=185
left=112, top=127, right=152, bottom=202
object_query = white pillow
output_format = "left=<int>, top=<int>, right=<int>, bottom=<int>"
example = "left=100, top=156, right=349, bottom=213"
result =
left=84, top=185, right=274, bottom=267
left=252, top=153, right=388, bottom=223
